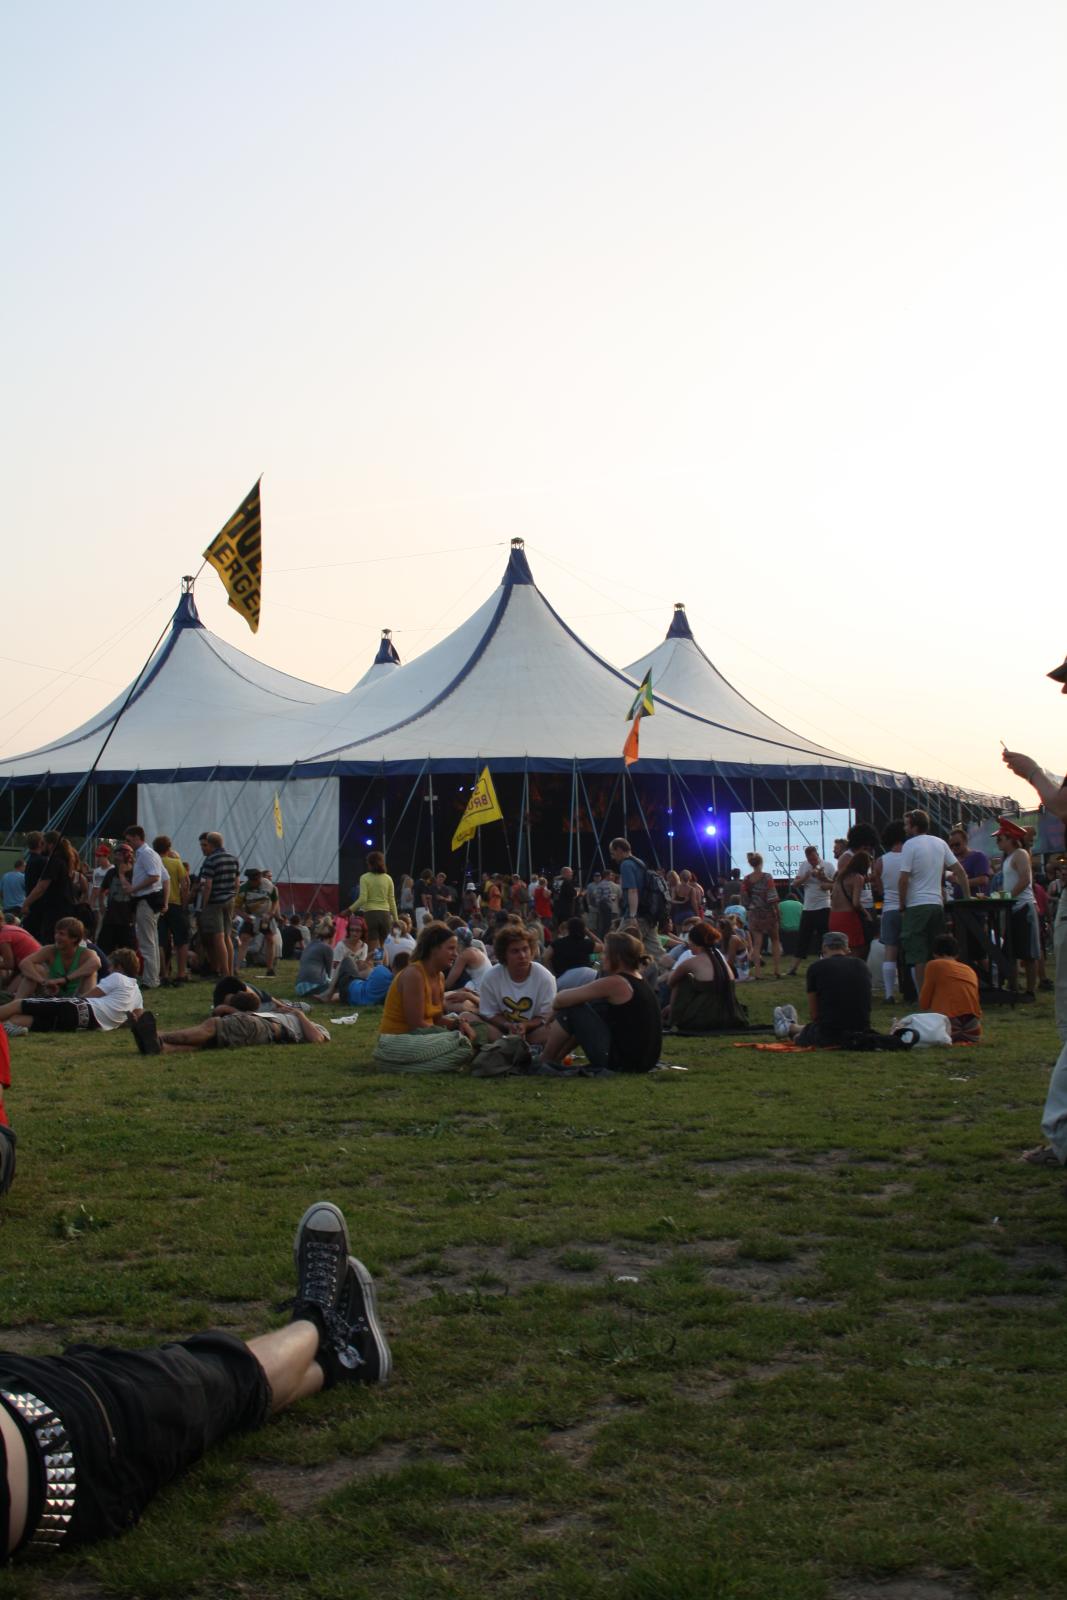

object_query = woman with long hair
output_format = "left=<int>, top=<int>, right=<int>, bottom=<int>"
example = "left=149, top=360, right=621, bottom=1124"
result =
left=537, top=931, right=662, bottom=1074
left=667, top=920, right=749, bottom=1032
left=349, top=851, right=398, bottom=947
left=19, top=832, right=78, bottom=944
left=373, top=921, right=475, bottom=1073
left=830, top=850, right=872, bottom=953
left=741, top=853, right=781, bottom=979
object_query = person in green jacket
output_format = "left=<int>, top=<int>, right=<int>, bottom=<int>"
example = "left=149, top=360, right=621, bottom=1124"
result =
left=349, top=851, right=398, bottom=946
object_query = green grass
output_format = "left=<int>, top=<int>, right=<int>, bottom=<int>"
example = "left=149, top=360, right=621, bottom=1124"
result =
left=0, top=967, right=1064, bottom=1599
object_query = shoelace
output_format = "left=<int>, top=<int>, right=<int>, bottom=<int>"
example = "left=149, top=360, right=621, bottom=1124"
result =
left=302, top=1239, right=342, bottom=1308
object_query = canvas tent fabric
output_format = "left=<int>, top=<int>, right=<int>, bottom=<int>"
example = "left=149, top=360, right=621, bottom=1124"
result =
left=288, top=543, right=916, bottom=784
left=624, top=603, right=841, bottom=756
left=0, top=587, right=338, bottom=783
left=351, top=630, right=401, bottom=689
left=139, top=776, right=340, bottom=888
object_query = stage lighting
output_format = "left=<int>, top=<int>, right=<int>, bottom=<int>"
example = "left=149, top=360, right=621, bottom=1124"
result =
left=667, top=829, right=675, bottom=839
left=364, top=836, right=373, bottom=846
left=704, top=824, right=717, bottom=837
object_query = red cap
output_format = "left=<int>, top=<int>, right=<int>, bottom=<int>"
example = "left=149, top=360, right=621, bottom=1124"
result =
left=995, top=816, right=1029, bottom=843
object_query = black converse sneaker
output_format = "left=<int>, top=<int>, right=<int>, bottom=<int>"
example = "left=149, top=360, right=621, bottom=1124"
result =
left=291, top=1201, right=358, bottom=1385
left=338, top=1255, right=392, bottom=1385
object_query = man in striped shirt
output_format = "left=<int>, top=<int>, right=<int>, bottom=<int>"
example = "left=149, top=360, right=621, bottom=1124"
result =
left=198, top=832, right=239, bottom=978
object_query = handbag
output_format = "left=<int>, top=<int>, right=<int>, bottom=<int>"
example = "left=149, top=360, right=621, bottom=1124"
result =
left=892, top=1011, right=953, bottom=1047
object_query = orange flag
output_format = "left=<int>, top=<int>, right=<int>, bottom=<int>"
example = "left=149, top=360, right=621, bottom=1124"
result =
left=623, top=715, right=641, bottom=767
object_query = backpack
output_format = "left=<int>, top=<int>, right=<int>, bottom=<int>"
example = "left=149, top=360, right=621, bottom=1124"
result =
left=632, top=857, right=670, bottom=926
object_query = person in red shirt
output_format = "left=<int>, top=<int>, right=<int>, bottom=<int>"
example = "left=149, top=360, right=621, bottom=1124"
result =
left=532, top=877, right=554, bottom=931
left=0, top=915, right=40, bottom=994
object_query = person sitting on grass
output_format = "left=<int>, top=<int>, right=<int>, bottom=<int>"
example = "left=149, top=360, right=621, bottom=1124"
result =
left=130, top=992, right=330, bottom=1055
left=11, top=917, right=101, bottom=1001
left=773, top=929, right=872, bottom=1045
left=0, top=1200, right=389, bottom=1559
left=537, top=930, right=663, bottom=1075
left=918, top=934, right=982, bottom=1043
left=294, top=919, right=346, bottom=999
left=0, top=948, right=143, bottom=1038
left=478, top=925, right=557, bottom=1045
left=666, top=921, right=749, bottom=1033
left=372, top=922, right=476, bottom=1073
left=0, top=914, right=41, bottom=997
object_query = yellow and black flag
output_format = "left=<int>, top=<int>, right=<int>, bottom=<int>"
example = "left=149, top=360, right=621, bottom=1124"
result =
left=203, top=479, right=262, bottom=633
left=452, top=767, right=504, bottom=851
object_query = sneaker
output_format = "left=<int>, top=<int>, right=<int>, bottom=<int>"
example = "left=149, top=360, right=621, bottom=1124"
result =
left=339, top=1254, right=392, bottom=1384
left=2, top=1022, right=27, bottom=1039
left=773, top=1004, right=798, bottom=1040
left=291, top=1202, right=363, bottom=1386
left=1020, top=1144, right=1061, bottom=1168
left=131, top=1013, right=161, bottom=1055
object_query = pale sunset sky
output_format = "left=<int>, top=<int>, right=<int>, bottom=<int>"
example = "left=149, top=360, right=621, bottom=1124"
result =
left=2, top=1, right=1063, bottom=801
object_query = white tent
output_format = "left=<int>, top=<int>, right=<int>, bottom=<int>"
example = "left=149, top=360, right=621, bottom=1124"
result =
left=351, top=630, right=401, bottom=689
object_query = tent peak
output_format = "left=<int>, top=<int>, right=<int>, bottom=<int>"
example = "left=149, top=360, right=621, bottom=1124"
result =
left=174, top=579, right=204, bottom=631
left=666, top=603, right=694, bottom=641
left=374, top=629, right=401, bottom=667
left=505, top=538, right=534, bottom=586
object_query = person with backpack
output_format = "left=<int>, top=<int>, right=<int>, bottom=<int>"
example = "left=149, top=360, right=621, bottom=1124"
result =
left=608, top=838, right=669, bottom=946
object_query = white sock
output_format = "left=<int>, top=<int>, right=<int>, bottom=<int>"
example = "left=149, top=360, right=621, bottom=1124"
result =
left=882, top=961, right=897, bottom=1000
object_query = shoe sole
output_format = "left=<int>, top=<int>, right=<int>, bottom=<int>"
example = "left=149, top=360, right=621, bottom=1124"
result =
left=292, top=1201, right=351, bottom=1271
left=131, top=1013, right=161, bottom=1055
left=347, top=1253, right=392, bottom=1384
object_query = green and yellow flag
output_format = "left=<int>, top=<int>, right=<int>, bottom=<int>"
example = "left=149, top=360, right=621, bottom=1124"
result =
left=452, top=767, right=504, bottom=851
left=203, top=479, right=263, bottom=633
left=626, top=671, right=654, bottom=721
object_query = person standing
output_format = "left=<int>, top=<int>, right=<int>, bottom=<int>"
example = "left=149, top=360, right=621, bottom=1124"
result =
left=124, top=827, right=165, bottom=990
left=898, top=811, right=968, bottom=991
left=1002, top=723, right=1067, bottom=1166
left=871, top=820, right=906, bottom=1001
left=198, top=831, right=239, bottom=979
left=1, top=859, right=26, bottom=918
left=947, top=825, right=991, bottom=898
left=19, top=832, right=77, bottom=944
left=155, top=836, right=191, bottom=984
left=741, top=853, right=781, bottom=979
left=787, top=846, right=833, bottom=976
left=995, top=817, right=1040, bottom=998
left=349, top=851, right=398, bottom=948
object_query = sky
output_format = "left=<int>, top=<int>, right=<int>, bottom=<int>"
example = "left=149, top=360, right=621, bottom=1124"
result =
left=2, top=0, right=1063, bottom=802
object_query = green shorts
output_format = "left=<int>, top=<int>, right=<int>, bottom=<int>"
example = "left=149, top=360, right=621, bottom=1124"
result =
left=901, top=903, right=945, bottom=965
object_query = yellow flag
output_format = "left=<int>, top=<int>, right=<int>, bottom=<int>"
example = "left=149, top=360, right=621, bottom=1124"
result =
left=203, top=479, right=262, bottom=633
left=273, top=792, right=284, bottom=839
left=451, top=767, right=503, bottom=851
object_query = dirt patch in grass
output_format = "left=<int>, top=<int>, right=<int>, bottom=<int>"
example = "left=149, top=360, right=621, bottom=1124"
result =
left=543, top=1400, right=632, bottom=1466
left=385, top=1242, right=693, bottom=1301
left=674, top=1348, right=825, bottom=1403
left=693, top=1147, right=895, bottom=1174
left=832, top=1577, right=975, bottom=1600
left=246, top=1441, right=463, bottom=1513
left=1, top=1320, right=127, bottom=1353
left=702, top=1246, right=822, bottom=1302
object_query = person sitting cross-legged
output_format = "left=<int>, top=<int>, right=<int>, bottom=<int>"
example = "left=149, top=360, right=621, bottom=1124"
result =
left=12, top=917, right=100, bottom=1001
left=918, top=934, right=982, bottom=1043
left=537, top=930, right=663, bottom=1075
left=773, top=929, right=872, bottom=1045
left=129, top=992, right=330, bottom=1056
left=0, top=1201, right=389, bottom=1559
left=372, top=921, right=476, bottom=1073
left=478, top=924, right=557, bottom=1046
left=0, top=948, right=142, bottom=1038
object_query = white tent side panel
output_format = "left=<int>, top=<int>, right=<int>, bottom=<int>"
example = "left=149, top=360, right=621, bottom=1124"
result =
left=139, top=779, right=339, bottom=886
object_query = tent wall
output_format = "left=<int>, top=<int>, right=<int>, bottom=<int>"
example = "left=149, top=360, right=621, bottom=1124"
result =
left=139, top=778, right=340, bottom=905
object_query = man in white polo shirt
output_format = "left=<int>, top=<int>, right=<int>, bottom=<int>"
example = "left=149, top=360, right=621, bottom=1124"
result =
left=125, top=825, right=166, bottom=989
left=898, top=810, right=968, bottom=989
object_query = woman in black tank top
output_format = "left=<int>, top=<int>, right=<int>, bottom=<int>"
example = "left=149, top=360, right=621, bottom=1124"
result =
left=539, top=931, right=662, bottom=1074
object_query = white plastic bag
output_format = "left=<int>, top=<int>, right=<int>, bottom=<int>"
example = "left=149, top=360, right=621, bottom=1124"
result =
left=892, top=1011, right=953, bottom=1047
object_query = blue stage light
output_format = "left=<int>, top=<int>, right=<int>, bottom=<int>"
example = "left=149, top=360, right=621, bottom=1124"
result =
left=364, top=836, right=373, bottom=846
left=704, top=824, right=717, bottom=837
left=666, top=829, right=675, bottom=839
left=365, top=816, right=374, bottom=825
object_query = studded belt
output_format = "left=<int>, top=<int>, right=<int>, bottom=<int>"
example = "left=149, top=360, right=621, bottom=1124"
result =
left=0, top=1388, right=77, bottom=1550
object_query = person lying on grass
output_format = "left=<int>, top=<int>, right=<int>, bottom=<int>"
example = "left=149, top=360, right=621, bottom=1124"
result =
left=130, top=992, right=330, bottom=1055
left=10, top=917, right=101, bottom=1000
left=537, top=930, right=663, bottom=1075
left=0, top=948, right=143, bottom=1039
left=0, top=1200, right=390, bottom=1559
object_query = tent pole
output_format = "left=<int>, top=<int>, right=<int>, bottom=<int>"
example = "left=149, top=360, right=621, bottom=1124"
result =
left=575, top=766, right=607, bottom=875
left=673, top=766, right=713, bottom=887
left=386, top=760, right=429, bottom=859
left=628, top=769, right=659, bottom=868
left=305, top=771, right=380, bottom=916
left=80, top=768, right=142, bottom=850
left=786, top=780, right=792, bottom=881
left=524, top=762, right=533, bottom=880
left=428, top=760, right=436, bottom=878
left=237, top=763, right=299, bottom=868
left=2, top=772, right=51, bottom=848
left=667, top=769, right=674, bottom=873
left=274, top=764, right=339, bottom=904
left=567, top=761, right=575, bottom=872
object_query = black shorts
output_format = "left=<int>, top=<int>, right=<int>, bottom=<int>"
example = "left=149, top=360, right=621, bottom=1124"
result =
left=0, top=1332, right=270, bottom=1551
left=160, top=906, right=190, bottom=946
left=21, top=999, right=100, bottom=1034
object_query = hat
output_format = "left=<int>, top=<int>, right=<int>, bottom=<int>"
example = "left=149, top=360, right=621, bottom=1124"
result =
left=95, top=844, right=111, bottom=858
left=822, top=930, right=850, bottom=950
left=995, top=816, right=1028, bottom=843
left=1048, top=655, right=1067, bottom=693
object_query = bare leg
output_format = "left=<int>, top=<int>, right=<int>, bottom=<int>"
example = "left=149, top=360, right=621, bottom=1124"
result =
left=210, top=932, right=232, bottom=978
left=540, top=1019, right=576, bottom=1061
left=770, top=932, right=781, bottom=979
left=1, top=1402, right=28, bottom=1553
left=158, top=1020, right=220, bottom=1049
left=176, top=942, right=189, bottom=981
left=0, top=999, right=29, bottom=1024
left=247, top=1318, right=324, bottom=1411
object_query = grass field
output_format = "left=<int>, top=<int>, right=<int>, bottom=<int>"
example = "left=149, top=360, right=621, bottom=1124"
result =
left=0, top=968, right=1064, bottom=1600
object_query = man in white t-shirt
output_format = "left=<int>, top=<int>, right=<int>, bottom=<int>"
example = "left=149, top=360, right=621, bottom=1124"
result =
left=125, top=825, right=166, bottom=989
left=0, top=948, right=144, bottom=1035
left=479, top=926, right=557, bottom=1044
left=898, top=810, right=968, bottom=986
left=787, top=846, right=833, bottom=975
